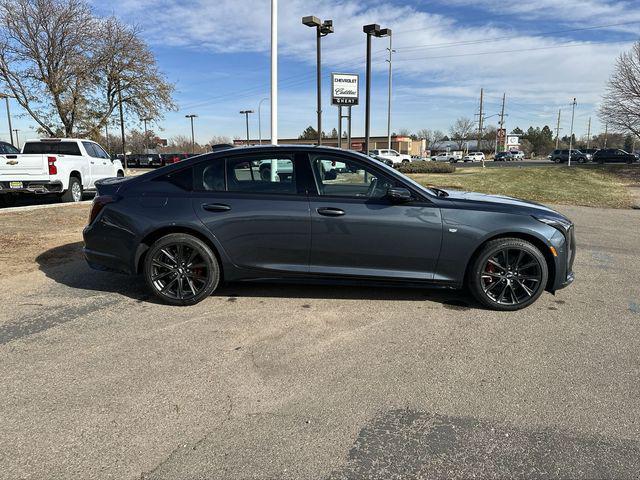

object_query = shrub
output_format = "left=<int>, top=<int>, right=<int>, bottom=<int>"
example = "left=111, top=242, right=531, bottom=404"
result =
left=396, top=161, right=456, bottom=174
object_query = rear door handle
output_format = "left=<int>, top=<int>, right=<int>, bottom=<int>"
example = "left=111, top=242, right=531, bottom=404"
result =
left=317, top=207, right=345, bottom=217
left=202, top=203, right=231, bottom=212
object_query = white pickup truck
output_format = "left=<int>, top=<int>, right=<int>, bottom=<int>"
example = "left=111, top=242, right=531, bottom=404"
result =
left=431, top=151, right=464, bottom=163
left=0, top=138, right=124, bottom=206
left=369, top=148, right=412, bottom=165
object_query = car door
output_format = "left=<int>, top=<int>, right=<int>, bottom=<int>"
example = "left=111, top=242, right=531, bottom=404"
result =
left=306, top=152, right=442, bottom=280
left=81, top=142, right=108, bottom=185
left=192, top=152, right=311, bottom=274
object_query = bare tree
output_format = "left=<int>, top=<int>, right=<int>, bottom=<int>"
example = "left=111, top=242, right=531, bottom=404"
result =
left=599, top=42, right=640, bottom=138
left=449, top=117, right=474, bottom=150
left=0, top=0, right=175, bottom=137
left=208, top=135, right=233, bottom=146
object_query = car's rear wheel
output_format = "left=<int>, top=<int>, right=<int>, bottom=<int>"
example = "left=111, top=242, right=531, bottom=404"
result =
left=468, top=238, right=548, bottom=311
left=144, top=233, right=221, bottom=306
left=61, top=177, right=82, bottom=202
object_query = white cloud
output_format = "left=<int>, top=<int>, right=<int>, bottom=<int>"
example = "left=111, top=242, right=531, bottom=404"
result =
left=95, top=0, right=638, bottom=135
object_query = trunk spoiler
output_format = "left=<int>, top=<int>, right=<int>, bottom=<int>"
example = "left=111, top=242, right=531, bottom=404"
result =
left=94, top=176, right=129, bottom=196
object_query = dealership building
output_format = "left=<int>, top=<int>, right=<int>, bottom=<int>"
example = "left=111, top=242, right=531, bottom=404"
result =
left=233, top=135, right=427, bottom=156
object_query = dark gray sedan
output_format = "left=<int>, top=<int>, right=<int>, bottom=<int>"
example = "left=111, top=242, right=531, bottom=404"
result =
left=83, top=145, right=575, bottom=310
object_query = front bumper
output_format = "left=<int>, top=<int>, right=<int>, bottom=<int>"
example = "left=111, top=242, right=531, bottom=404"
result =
left=0, top=180, right=63, bottom=195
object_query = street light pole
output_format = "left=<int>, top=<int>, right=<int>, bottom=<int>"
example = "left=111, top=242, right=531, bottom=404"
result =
left=0, top=94, right=14, bottom=145
left=13, top=129, right=19, bottom=149
left=240, top=110, right=254, bottom=146
left=568, top=98, right=577, bottom=167
left=363, top=24, right=390, bottom=155
left=142, top=117, right=152, bottom=154
left=185, top=114, right=197, bottom=154
left=258, top=97, right=268, bottom=144
left=271, top=0, right=278, bottom=145
left=303, top=16, right=334, bottom=145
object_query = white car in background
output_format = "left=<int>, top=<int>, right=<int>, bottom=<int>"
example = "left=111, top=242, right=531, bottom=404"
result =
left=369, top=148, right=412, bottom=164
left=0, top=138, right=124, bottom=205
left=510, top=150, right=525, bottom=160
left=463, top=152, right=485, bottom=162
left=431, top=151, right=463, bottom=163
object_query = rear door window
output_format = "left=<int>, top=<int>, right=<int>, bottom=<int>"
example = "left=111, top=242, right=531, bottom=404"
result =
left=225, top=155, right=296, bottom=195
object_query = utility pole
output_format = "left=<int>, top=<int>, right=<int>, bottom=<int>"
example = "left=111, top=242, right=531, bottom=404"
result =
left=586, top=116, right=591, bottom=150
left=240, top=110, right=254, bottom=146
left=0, top=94, right=14, bottom=145
left=495, top=92, right=506, bottom=157
left=118, top=83, right=127, bottom=170
left=13, top=129, right=19, bottom=149
left=185, top=114, right=197, bottom=154
left=271, top=0, right=278, bottom=145
left=604, top=121, right=608, bottom=147
left=105, top=122, right=109, bottom=155
left=477, top=88, right=484, bottom=156
left=555, top=109, right=562, bottom=149
left=386, top=32, right=395, bottom=149
left=568, top=98, right=576, bottom=166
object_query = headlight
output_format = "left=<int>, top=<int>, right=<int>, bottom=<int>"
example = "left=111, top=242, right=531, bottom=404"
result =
left=534, top=216, right=572, bottom=235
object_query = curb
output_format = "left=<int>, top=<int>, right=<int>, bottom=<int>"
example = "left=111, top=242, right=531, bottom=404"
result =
left=0, top=200, right=92, bottom=214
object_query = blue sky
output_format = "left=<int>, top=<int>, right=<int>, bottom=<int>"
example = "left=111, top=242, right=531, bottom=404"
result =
left=8, top=0, right=640, bottom=144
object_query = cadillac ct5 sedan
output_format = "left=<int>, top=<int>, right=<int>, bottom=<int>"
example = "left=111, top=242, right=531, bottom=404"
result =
left=83, top=145, right=575, bottom=310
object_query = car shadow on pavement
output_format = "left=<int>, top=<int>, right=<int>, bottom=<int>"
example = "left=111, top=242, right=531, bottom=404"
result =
left=36, top=241, right=154, bottom=303
left=37, top=242, right=479, bottom=309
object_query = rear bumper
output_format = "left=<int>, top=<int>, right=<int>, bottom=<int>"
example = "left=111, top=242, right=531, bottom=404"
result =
left=0, top=180, right=63, bottom=195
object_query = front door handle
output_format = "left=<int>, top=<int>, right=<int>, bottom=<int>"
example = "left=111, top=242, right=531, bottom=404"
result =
left=317, top=207, right=345, bottom=217
left=202, top=203, right=231, bottom=212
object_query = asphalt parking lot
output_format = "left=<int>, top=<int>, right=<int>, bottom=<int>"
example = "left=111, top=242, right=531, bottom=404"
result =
left=1, top=202, right=639, bottom=479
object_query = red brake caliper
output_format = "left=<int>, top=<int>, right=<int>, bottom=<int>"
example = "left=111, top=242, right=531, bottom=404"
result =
left=485, top=261, right=495, bottom=284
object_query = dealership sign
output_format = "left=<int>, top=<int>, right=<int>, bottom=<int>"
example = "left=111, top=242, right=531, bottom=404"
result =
left=331, top=73, right=359, bottom=106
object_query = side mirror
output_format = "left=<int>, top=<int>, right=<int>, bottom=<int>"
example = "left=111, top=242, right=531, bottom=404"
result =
left=387, top=187, right=412, bottom=203
left=324, top=169, right=338, bottom=181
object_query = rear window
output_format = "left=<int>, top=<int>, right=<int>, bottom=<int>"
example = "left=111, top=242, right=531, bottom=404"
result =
left=23, top=141, right=81, bottom=156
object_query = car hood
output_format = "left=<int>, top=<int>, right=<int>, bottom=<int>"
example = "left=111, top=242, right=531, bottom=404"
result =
left=439, top=189, right=567, bottom=219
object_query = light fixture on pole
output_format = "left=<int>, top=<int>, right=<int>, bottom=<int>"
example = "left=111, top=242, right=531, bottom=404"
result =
left=0, top=93, right=14, bottom=146
left=258, top=97, right=268, bottom=145
left=363, top=24, right=390, bottom=155
left=185, top=114, right=197, bottom=154
left=240, top=110, right=254, bottom=146
left=302, top=16, right=334, bottom=145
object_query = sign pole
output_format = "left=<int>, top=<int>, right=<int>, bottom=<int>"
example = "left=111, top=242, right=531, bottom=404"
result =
left=338, top=105, right=342, bottom=149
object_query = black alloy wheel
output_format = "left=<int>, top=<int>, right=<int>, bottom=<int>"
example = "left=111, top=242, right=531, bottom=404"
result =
left=144, top=233, right=220, bottom=305
left=469, top=238, right=548, bottom=311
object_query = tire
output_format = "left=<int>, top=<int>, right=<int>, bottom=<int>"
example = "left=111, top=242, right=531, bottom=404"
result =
left=260, top=166, right=271, bottom=181
left=468, top=238, right=548, bottom=311
left=402, top=159, right=409, bottom=164
left=61, top=176, right=82, bottom=202
left=117, top=170, right=124, bottom=178
left=553, top=158, right=561, bottom=164
left=144, top=233, right=221, bottom=306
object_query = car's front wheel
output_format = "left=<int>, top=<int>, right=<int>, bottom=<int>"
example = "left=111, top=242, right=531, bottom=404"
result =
left=468, top=238, right=548, bottom=311
left=144, top=233, right=221, bottom=306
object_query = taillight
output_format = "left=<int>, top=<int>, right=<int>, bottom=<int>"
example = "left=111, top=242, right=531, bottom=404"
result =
left=48, top=156, right=57, bottom=175
left=88, top=195, right=116, bottom=225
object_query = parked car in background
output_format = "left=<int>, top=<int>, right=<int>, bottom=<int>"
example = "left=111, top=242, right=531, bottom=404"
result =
left=0, top=138, right=124, bottom=205
left=463, top=152, right=485, bottom=162
left=548, top=149, right=588, bottom=164
left=592, top=149, right=638, bottom=164
left=369, top=153, right=394, bottom=167
left=494, top=151, right=514, bottom=161
left=370, top=148, right=412, bottom=164
left=84, top=145, right=575, bottom=310
left=510, top=150, right=525, bottom=161
left=432, top=151, right=463, bottom=163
